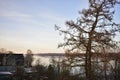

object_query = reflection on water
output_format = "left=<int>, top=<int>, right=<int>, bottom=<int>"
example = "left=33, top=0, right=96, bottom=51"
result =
left=32, top=54, right=117, bottom=75
left=32, top=55, right=83, bottom=74
left=32, top=56, right=50, bottom=65
left=32, top=55, right=63, bottom=66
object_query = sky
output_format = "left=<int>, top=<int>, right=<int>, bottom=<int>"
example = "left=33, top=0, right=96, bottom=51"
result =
left=0, top=0, right=119, bottom=53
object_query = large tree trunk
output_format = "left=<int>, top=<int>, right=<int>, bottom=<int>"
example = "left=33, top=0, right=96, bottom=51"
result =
left=85, top=38, right=92, bottom=80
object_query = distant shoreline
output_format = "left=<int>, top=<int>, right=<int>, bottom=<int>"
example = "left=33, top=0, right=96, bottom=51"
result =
left=34, top=53, right=64, bottom=57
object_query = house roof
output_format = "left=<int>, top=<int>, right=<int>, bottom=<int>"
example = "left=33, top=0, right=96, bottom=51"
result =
left=0, top=71, right=13, bottom=75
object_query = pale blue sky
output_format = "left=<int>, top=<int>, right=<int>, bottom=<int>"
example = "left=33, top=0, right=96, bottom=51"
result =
left=0, top=0, right=119, bottom=53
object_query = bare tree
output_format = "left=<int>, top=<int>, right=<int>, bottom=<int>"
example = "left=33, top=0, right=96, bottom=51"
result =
left=0, top=48, right=7, bottom=53
left=25, top=49, right=33, bottom=67
left=55, top=0, right=120, bottom=79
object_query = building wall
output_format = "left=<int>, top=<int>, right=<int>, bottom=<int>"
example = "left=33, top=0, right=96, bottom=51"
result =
left=0, top=53, right=24, bottom=66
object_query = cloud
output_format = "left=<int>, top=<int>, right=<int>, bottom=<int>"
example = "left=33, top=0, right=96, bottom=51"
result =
left=0, top=10, right=48, bottom=28
left=38, top=11, right=67, bottom=24
left=0, top=10, right=30, bottom=17
left=0, top=9, right=67, bottom=29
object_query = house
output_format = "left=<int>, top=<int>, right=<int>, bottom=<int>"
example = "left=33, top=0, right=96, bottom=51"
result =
left=0, top=53, right=24, bottom=66
left=0, top=53, right=24, bottom=72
